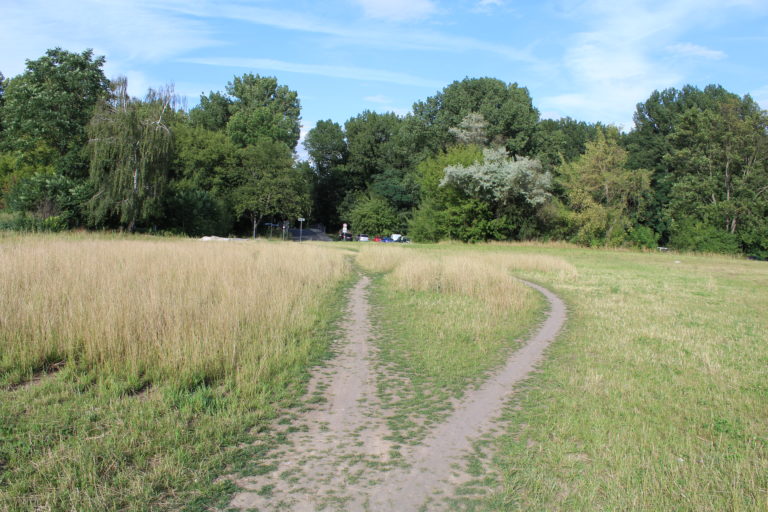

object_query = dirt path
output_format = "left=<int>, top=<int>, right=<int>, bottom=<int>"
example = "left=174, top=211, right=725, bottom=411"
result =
left=225, top=276, right=566, bottom=511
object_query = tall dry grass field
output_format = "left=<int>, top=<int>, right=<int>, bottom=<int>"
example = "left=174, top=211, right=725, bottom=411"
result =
left=357, top=245, right=542, bottom=351
left=0, top=236, right=350, bottom=392
left=357, top=244, right=575, bottom=308
left=1, top=234, right=353, bottom=511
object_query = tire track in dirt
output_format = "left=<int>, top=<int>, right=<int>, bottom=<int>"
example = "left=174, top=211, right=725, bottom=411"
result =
left=227, top=276, right=398, bottom=511
left=224, top=277, right=566, bottom=511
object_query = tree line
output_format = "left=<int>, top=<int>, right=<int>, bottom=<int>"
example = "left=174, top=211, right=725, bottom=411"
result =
left=1, top=48, right=766, bottom=257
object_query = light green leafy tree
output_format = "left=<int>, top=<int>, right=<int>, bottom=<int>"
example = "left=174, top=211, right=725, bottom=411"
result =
left=559, top=128, right=651, bottom=246
left=347, top=194, right=400, bottom=237
left=87, top=77, right=176, bottom=231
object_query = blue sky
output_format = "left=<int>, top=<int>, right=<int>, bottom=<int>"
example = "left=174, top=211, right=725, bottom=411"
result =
left=2, top=0, right=767, bottom=154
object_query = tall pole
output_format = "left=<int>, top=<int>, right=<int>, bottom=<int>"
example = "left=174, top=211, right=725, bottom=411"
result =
left=298, top=217, right=305, bottom=242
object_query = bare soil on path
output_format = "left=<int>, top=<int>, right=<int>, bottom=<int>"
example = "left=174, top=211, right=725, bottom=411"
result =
left=224, top=276, right=566, bottom=511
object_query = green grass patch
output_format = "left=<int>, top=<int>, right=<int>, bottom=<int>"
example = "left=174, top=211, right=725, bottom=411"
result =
left=361, top=246, right=546, bottom=443
left=481, top=246, right=768, bottom=510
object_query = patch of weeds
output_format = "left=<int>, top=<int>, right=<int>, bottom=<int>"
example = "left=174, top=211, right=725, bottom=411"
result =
left=257, top=483, right=275, bottom=497
left=279, top=468, right=301, bottom=484
left=245, top=462, right=279, bottom=476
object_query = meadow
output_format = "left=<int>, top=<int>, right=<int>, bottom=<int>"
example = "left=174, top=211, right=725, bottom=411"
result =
left=0, top=233, right=352, bottom=510
left=460, top=244, right=768, bottom=511
left=1, top=233, right=766, bottom=510
left=355, top=243, right=767, bottom=510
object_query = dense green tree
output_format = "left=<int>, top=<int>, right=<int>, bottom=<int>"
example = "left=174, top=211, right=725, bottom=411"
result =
left=226, top=74, right=301, bottom=150
left=231, top=138, right=308, bottom=237
left=165, top=122, right=239, bottom=235
left=627, top=85, right=738, bottom=173
left=0, top=48, right=109, bottom=177
left=161, top=187, right=232, bottom=236
left=533, top=117, right=601, bottom=169
left=88, top=78, right=176, bottom=231
left=305, top=120, right=348, bottom=174
left=0, top=144, right=58, bottom=205
left=411, top=77, right=539, bottom=156
left=304, top=120, right=348, bottom=227
left=442, top=198, right=510, bottom=242
left=343, top=111, right=418, bottom=219
left=347, top=194, right=400, bottom=237
left=189, top=91, right=232, bottom=132
left=665, top=95, right=768, bottom=256
left=369, top=167, right=419, bottom=211
left=344, top=111, right=405, bottom=188
left=4, top=171, right=92, bottom=229
left=171, top=123, right=238, bottom=194
left=624, top=85, right=741, bottom=239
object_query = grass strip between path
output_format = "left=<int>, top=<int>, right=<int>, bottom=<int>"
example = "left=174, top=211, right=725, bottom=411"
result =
left=356, top=245, right=551, bottom=445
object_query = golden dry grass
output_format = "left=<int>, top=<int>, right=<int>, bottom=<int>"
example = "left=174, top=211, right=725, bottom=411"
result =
left=0, top=236, right=350, bottom=390
left=357, top=244, right=575, bottom=313
left=355, top=244, right=562, bottom=380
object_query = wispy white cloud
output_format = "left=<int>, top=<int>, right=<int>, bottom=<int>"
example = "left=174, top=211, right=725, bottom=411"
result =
left=0, top=0, right=535, bottom=91
left=169, top=2, right=534, bottom=62
left=0, top=0, right=219, bottom=77
left=362, top=95, right=409, bottom=115
left=539, top=0, right=757, bottom=128
left=183, top=57, right=443, bottom=88
left=352, top=0, right=437, bottom=22
left=364, top=95, right=392, bottom=104
left=667, top=42, right=726, bottom=60
left=473, top=0, right=504, bottom=13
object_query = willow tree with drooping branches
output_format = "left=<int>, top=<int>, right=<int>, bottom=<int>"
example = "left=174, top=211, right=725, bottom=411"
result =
left=87, top=77, right=176, bottom=231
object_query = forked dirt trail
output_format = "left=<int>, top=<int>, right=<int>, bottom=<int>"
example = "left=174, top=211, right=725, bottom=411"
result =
left=226, top=276, right=566, bottom=511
